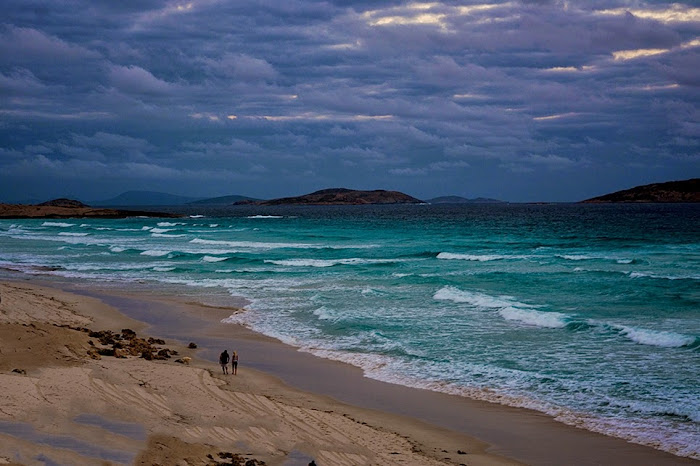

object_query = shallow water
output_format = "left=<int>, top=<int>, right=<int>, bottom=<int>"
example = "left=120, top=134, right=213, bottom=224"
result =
left=1, top=203, right=698, bottom=458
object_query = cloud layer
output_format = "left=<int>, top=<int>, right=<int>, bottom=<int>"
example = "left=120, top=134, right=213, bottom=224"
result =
left=1, top=1, right=698, bottom=202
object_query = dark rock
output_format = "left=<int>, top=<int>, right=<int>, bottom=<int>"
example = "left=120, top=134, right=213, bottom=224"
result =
left=141, top=350, right=153, bottom=360
left=98, top=348, right=115, bottom=356
left=12, top=368, right=26, bottom=375
left=148, top=337, right=166, bottom=345
left=121, top=328, right=137, bottom=339
left=457, top=450, right=467, bottom=454
left=582, top=178, right=699, bottom=203
left=188, top=342, right=198, bottom=349
left=37, top=198, right=88, bottom=208
left=239, top=188, right=424, bottom=206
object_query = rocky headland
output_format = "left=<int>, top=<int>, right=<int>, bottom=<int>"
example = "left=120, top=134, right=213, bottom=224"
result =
left=0, top=198, right=182, bottom=219
left=235, top=188, right=424, bottom=205
left=582, top=179, right=699, bottom=203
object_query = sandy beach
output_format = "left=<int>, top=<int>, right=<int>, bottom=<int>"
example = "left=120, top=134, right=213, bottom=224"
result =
left=0, top=278, right=695, bottom=465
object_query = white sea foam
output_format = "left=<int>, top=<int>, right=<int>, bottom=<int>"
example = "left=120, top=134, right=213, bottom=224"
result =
left=42, top=222, right=74, bottom=227
left=140, top=250, right=171, bottom=257
left=202, top=256, right=228, bottom=262
left=434, top=286, right=515, bottom=309
left=151, top=233, right=186, bottom=238
left=141, top=226, right=152, bottom=231
left=247, top=215, right=283, bottom=219
left=265, top=258, right=398, bottom=267
left=58, top=232, right=89, bottom=237
left=434, top=286, right=568, bottom=328
left=557, top=254, right=594, bottom=261
left=109, top=246, right=126, bottom=253
left=157, top=222, right=181, bottom=227
left=189, top=215, right=205, bottom=218
left=153, top=266, right=176, bottom=272
left=150, top=228, right=173, bottom=234
left=617, top=325, right=696, bottom=348
left=628, top=271, right=699, bottom=281
left=437, top=252, right=521, bottom=261
left=499, top=307, right=568, bottom=328
left=191, top=237, right=320, bottom=249
left=617, top=259, right=633, bottom=264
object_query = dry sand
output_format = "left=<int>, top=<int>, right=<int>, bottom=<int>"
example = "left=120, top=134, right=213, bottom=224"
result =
left=0, top=279, right=694, bottom=466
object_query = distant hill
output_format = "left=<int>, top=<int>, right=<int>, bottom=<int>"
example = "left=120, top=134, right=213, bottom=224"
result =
left=189, top=194, right=260, bottom=205
left=93, top=191, right=203, bottom=206
left=237, top=188, right=424, bottom=205
left=582, top=179, right=699, bottom=203
left=0, top=199, right=182, bottom=219
left=38, top=198, right=89, bottom=208
left=428, top=196, right=505, bottom=204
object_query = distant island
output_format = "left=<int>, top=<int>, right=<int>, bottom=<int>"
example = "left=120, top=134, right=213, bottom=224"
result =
left=427, top=196, right=504, bottom=204
left=235, top=188, right=424, bottom=205
left=0, top=199, right=182, bottom=219
left=582, top=179, right=699, bottom=203
left=189, top=194, right=259, bottom=205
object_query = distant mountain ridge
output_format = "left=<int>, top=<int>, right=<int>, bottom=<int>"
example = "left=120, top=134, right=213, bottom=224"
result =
left=582, top=179, right=699, bottom=203
left=237, top=188, right=424, bottom=205
left=94, top=191, right=203, bottom=206
left=427, top=196, right=504, bottom=204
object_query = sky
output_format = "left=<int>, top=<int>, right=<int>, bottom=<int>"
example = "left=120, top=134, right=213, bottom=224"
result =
left=1, top=0, right=698, bottom=203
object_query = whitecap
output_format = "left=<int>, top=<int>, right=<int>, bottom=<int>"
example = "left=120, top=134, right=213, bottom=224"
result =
left=42, top=222, right=74, bottom=227
left=202, top=256, right=228, bottom=263
left=437, top=252, right=520, bottom=261
left=247, top=215, right=283, bottom=219
left=617, top=325, right=696, bottom=348
left=499, top=306, right=568, bottom=328
left=58, top=232, right=89, bottom=237
left=265, top=258, right=397, bottom=267
left=151, top=233, right=186, bottom=238
left=140, top=250, right=171, bottom=257
left=157, top=222, right=181, bottom=227
left=433, top=286, right=515, bottom=309
left=150, top=228, right=173, bottom=234
left=190, top=237, right=320, bottom=249
left=434, top=286, right=568, bottom=329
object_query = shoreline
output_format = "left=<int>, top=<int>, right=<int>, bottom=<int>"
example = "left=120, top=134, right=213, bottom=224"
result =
left=0, top=274, right=693, bottom=465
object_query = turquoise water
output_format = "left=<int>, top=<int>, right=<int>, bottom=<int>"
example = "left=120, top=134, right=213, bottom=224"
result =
left=1, top=204, right=698, bottom=458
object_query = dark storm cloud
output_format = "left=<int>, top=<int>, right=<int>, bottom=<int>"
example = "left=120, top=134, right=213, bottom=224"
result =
left=0, top=0, right=698, bottom=202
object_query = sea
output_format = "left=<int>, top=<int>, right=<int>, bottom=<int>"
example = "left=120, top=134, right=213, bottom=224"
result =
left=0, top=203, right=698, bottom=458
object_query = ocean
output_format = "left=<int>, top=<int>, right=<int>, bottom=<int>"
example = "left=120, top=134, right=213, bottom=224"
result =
left=1, top=203, right=698, bottom=458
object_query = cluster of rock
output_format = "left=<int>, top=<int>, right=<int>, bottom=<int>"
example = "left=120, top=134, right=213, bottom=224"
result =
left=206, top=451, right=266, bottom=466
left=86, top=328, right=188, bottom=363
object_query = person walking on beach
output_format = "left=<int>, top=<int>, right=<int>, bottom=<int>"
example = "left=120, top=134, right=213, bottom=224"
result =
left=219, top=350, right=230, bottom=374
left=231, top=351, right=238, bottom=375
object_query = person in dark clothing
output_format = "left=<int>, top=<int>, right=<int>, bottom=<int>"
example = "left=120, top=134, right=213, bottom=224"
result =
left=219, top=350, right=230, bottom=374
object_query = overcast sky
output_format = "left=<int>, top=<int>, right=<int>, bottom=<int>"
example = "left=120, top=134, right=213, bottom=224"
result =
left=1, top=1, right=698, bottom=202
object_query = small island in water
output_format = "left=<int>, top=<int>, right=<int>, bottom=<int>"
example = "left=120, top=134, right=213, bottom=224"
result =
left=582, top=178, right=699, bottom=203
left=235, top=188, right=424, bottom=205
left=0, top=198, right=182, bottom=219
